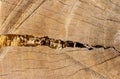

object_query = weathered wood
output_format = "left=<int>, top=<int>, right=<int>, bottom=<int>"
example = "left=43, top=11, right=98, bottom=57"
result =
left=0, top=0, right=120, bottom=79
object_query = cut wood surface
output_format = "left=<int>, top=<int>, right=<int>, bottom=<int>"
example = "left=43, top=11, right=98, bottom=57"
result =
left=0, top=0, right=120, bottom=79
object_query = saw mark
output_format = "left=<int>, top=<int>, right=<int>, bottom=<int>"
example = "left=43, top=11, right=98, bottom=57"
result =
left=10, top=0, right=47, bottom=33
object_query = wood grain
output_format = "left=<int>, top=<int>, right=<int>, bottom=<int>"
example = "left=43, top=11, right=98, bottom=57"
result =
left=0, top=0, right=120, bottom=79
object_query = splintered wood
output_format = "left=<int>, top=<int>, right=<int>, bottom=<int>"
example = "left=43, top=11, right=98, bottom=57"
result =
left=0, top=34, right=86, bottom=49
left=0, top=34, right=118, bottom=51
left=0, top=34, right=53, bottom=48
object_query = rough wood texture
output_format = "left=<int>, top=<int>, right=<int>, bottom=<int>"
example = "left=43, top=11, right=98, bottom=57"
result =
left=0, top=0, right=120, bottom=79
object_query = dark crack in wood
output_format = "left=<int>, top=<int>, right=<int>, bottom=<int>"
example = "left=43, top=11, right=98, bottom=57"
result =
left=0, top=34, right=120, bottom=52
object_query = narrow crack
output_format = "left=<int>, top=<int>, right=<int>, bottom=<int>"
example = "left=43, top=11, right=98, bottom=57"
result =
left=0, top=73, right=8, bottom=76
left=57, top=0, right=68, bottom=5
left=0, top=34, right=120, bottom=53
left=67, top=53, right=120, bottom=76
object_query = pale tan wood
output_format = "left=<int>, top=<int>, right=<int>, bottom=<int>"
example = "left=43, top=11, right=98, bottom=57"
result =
left=0, top=0, right=120, bottom=79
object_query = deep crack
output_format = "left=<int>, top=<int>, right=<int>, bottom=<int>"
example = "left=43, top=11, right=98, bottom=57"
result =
left=0, top=34, right=120, bottom=53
